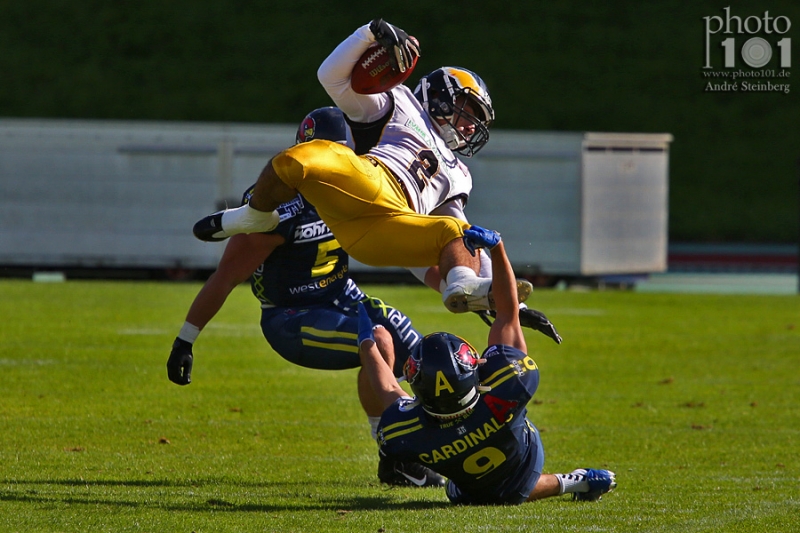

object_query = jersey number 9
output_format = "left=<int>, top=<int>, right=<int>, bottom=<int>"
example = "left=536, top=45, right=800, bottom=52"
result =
left=462, top=446, right=506, bottom=479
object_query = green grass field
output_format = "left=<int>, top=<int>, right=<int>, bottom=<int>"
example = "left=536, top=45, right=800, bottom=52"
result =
left=1, top=279, right=798, bottom=532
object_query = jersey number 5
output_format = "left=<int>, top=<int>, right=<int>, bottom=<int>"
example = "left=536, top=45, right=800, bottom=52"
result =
left=311, top=239, right=341, bottom=277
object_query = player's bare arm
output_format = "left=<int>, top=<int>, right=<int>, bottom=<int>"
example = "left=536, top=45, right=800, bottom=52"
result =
left=167, top=233, right=282, bottom=386
left=186, top=233, right=283, bottom=329
left=462, top=227, right=526, bottom=352
left=357, top=303, right=407, bottom=410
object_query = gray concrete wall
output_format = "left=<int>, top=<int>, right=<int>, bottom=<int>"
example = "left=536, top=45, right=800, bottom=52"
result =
left=0, top=118, right=671, bottom=275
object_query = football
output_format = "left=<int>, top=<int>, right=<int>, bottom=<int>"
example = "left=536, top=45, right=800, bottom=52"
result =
left=350, top=39, right=419, bottom=95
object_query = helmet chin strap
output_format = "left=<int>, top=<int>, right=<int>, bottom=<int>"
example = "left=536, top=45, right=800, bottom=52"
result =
left=424, top=386, right=481, bottom=420
left=421, top=78, right=465, bottom=151
left=437, top=122, right=466, bottom=150
left=458, top=386, right=479, bottom=407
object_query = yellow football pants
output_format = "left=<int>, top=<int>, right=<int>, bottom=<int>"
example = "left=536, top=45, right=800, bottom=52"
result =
left=271, top=140, right=470, bottom=268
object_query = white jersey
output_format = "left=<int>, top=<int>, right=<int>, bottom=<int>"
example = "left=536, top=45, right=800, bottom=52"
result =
left=317, top=24, right=472, bottom=216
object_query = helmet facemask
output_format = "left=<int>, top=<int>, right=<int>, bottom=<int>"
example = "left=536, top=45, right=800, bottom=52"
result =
left=445, top=90, right=492, bottom=157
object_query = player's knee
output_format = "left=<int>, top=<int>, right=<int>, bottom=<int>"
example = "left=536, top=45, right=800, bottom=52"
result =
left=269, top=151, right=303, bottom=186
left=438, top=219, right=471, bottom=251
left=252, top=158, right=298, bottom=210
left=373, top=325, right=391, bottom=346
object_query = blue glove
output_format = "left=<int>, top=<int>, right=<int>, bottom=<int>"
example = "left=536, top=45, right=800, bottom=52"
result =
left=463, top=225, right=501, bottom=257
left=357, top=302, right=375, bottom=345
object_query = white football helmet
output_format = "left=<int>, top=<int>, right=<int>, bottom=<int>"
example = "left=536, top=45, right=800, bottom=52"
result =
left=414, top=67, right=494, bottom=156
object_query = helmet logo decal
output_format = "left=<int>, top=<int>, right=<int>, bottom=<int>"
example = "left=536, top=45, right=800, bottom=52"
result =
left=444, top=67, right=485, bottom=99
left=404, top=354, right=421, bottom=385
left=434, top=370, right=454, bottom=397
left=298, top=117, right=316, bottom=143
left=455, top=342, right=478, bottom=369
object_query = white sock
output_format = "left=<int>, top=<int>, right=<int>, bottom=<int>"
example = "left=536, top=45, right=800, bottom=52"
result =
left=368, top=416, right=381, bottom=441
left=443, top=266, right=492, bottom=310
left=556, top=470, right=589, bottom=494
left=220, top=205, right=280, bottom=235
left=445, top=266, right=478, bottom=287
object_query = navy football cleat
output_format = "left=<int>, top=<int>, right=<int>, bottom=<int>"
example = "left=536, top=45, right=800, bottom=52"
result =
left=193, top=211, right=228, bottom=242
left=378, top=456, right=447, bottom=488
left=573, top=468, right=617, bottom=501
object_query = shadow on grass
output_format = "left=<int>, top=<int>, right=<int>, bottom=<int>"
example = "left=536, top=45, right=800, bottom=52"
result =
left=1, top=478, right=451, bottom=512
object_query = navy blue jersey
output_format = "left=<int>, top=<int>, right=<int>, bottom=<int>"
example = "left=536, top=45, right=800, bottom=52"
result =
left=237, top=186, right=422, bottom=372
left=243, top=189, right=349, bottom=308
left=378, top=345, right=543, bottom=505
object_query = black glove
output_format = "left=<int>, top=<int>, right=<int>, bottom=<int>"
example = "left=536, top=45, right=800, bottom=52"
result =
left=167, top=337, right=194, bottom=385
left=475, top=308, right=563, bottom=345
left=369, top=18, right=420, bottom=73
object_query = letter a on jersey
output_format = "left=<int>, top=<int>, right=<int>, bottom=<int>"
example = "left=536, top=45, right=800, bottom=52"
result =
left=483, top=394, right=518, bottom=423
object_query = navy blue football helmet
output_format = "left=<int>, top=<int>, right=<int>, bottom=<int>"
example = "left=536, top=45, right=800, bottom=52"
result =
left=414, top=67, right=494, bottom=157
left=295, top=106, right=349, bottom=144
left=404, top=332, right=482, bottom=420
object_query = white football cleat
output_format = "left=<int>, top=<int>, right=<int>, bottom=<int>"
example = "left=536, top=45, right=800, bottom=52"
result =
left=442, top=278, right=533, bottom=313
